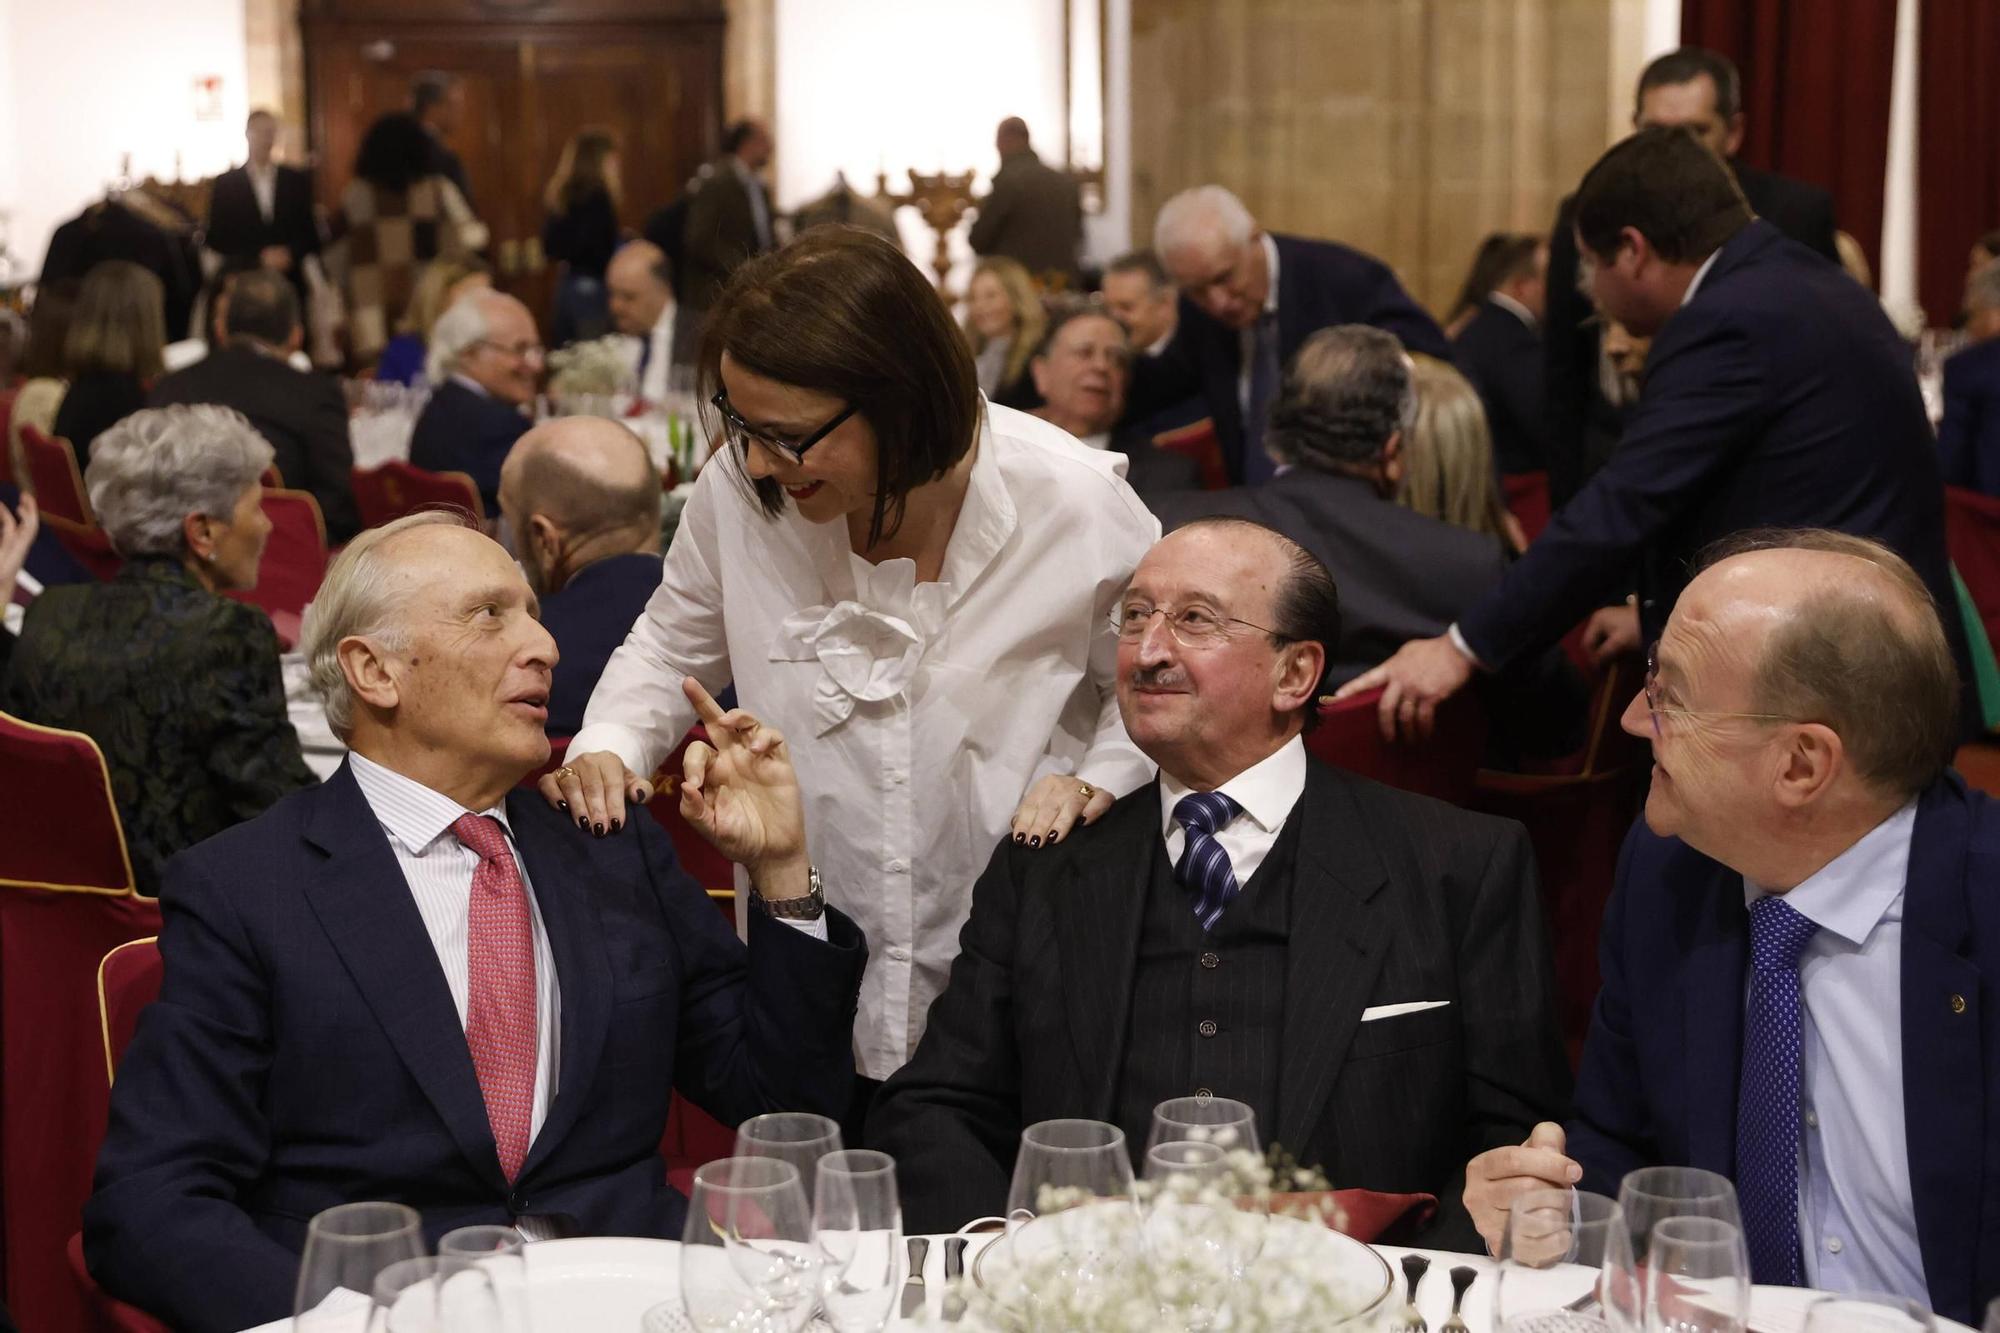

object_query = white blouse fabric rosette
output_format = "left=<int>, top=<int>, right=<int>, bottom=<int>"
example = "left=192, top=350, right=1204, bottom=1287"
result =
left=570, top=401, right=1160, bottom=1079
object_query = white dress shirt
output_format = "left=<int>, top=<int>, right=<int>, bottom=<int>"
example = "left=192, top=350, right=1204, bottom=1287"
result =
left=571, top=401, right=1159, bottom=1078
left=732, top=156, right=774, bottom=252
left=1743, top=798, right=1925, bottom=1305
left=247, top=161, right=277, bottom=224
left=1157, top=736, right=1307, bottom=885
left=1487, top=290, right=1537, bottom=331
left=347, top=754, right=564, bottom=1236
left=628, top=305, right=677, bottom=405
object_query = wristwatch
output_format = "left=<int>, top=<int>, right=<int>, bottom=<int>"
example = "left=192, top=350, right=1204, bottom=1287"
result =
left=754, top=864, right=825, bottom=920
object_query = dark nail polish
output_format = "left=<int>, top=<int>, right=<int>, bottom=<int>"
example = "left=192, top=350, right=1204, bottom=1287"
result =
left=578, top=816, right=591, bottom=831
left=1048, top=831, right=1061, bottom=844
left=557, top=800, right=569, bottom=813
left=1013, top=833, right=1025, bottom=844
left=594, top=822, right=606, bottom=836
left=1028, top=836, right=1041, bottom=848
left=611, top=819, right=623, bottom=834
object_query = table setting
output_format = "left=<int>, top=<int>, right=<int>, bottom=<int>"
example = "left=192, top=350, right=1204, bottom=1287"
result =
left=245, top=1099, right=1975, bottom=1333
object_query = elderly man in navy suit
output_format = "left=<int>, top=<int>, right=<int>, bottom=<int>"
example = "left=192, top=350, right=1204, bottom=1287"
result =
left=1462, top=530, right=1999, bottom=1323
left=1343, top=126, right=1969, bottom=740
left=1125, top=185, right=1450, bottom=486
left=84, top=511, right=865, bottom=1333
left=408, top=290, right=541, bottom=515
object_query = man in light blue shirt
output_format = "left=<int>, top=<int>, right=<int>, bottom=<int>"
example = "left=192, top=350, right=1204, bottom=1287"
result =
left=1461, top=527, right=2000, bottom=1324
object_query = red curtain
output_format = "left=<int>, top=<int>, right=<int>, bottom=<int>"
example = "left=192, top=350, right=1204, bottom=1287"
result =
left=1681, top=0, right=1898, bottom=276
left=1918, top=2, right=2000, bottom=325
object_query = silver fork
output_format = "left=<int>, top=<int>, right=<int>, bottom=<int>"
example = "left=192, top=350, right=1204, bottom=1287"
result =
left=1385, top=1252, right=1431, bottom=1333
left=1441, top=1265, right=1477, bottom=1333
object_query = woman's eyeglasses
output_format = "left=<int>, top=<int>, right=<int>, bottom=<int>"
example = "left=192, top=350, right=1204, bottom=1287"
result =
left=710, top=391, right=855, bottom=466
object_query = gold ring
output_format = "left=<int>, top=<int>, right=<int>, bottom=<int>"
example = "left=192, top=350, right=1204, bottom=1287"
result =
left=1078, top=781, right=1095, bottom=800
left=553, top=765, right=578, bottom=783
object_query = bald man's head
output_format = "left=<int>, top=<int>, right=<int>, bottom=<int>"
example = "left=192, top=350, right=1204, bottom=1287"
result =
left=499, top=416, right=661, bottom=594
left=607, top=240, right=673, bottom=337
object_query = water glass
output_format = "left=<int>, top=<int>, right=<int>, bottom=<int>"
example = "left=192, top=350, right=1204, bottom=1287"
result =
left=367, top=1257, right=442, bottom=1333
left=1645, top=1217, right=1749, bottom=1333
left=294, top=1201, right=427, bottom=1329
left=1805, top=1295, right=1934, bottom=1333
left=1616, top=1167, right=1742, bottom=1267
left=812, top=1149, right=901, bottom=1333
left=437, top=1224, right=530, bottom=1333
left=1145, top=1096, right=1262, bottom=1160
left=1141, top=1139, right=1267, bottom=1306
left=681, top=1156, right=822, bottom=1333
left=1495, top=1189, right=1642, bottom=1333
left=735, top=1112, right=844, bottom=1206
left=1006, top=1119, right=1136, bottom=1232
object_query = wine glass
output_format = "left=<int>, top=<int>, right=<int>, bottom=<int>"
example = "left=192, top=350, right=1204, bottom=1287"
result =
left=1141, top=1139, right=1266, bottom=1322
left=1145, top=1096, right=1261, bottom=1161
left=812, top=1149, right=901, bottom=1333
left=681, top=1156, right=822, bottom=1333
left=294, top=1201, right=427, bottom=1329
left=1495, top=1189, right=1642, bottom=1333
left=1804, top=1295, right=1934, bottom=1333
left=1616, top=1167, right=1741, bottom=1269
left=735, top=1112, right=844, bottom=1206
left=998, top=1118, right=1137, bottom=1311
left=367, top=1257, right=441, bottom=1333
left=1645, top=1217, right=1749, bottom=1333
left=437, top=1224, right=530, bottom=1333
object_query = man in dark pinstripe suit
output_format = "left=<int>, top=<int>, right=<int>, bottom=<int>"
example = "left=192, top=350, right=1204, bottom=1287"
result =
left=868, top=517, right=1571, bottom=1247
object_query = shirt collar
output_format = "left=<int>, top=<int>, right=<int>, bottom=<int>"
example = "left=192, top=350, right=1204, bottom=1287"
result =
left=450, top=372, right=492, bottom=400
left=1488, top=290, right=1537, bottom=329
left=1742, top=798, right=1917, bottom=947
left=1159, top=735, right=1308, bottom=841
left=1681, top=248, right=1724, bottom=307
left=348, top=752, right=515, bottom=856
left=1260, top=233, right=1281, bottom=316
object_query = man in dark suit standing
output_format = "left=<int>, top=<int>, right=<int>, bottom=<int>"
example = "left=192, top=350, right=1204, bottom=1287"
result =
left=1342, top=127, right=1969, bottom=742
left=1027, top=305, right=1200, bottom=497
left=968, top=117, right=1082, bottom=285
left=1452, top=235, right=1550, bottom=476
left=408, top=289, right=539, bottom=515
left=204, top=110, right=320, bottom=306
left=150, top=270, right=360, bottom=541
left=1546, top=47, right=1838, bottom=504
left=497, top=417, right=662, bottom=736
left=868, top=518, right=1570, bottom=1245
left=1127, top=185, right=1451, bottom=487
left=1939, top=259, right=2000, bottom=497
left=1464, top=531, right=1998, bottom=1322
left=680, top=120, right=776, bottom=347
left=84, top=513, right=866, bottom=1333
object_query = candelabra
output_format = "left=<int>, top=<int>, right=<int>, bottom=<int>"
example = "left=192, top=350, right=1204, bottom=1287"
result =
left=874, top=167, right=978, bottom=291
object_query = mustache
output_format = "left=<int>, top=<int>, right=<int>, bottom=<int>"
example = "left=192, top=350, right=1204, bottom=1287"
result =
left=1127, top=664, right=1190, bottom=691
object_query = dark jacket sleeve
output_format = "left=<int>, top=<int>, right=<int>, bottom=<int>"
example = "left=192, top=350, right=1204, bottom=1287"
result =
left=83, top=855, right=303, bottom=1333
left=1566, top=826, right=1661, bottom=1195
left=967, top=171, right=1014, bottom=257
left=867, top=837, right=1029, bottom=1234
left=1354, top=258, right=1452, bottom=362
left=201, top=604, right=317, bottom=821
left=1123, top=304, right=1208, bottom=428
left=300, top=375, right=361, bottom=542
left=1939, top=357, right=1978, bottom=492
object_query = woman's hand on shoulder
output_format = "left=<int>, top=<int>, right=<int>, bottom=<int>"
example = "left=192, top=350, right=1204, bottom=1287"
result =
left=540, top=749, right=652, bottom=837
left=1009, top=773, right=1115, bottom=849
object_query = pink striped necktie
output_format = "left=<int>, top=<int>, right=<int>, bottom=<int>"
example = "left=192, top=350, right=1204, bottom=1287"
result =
left=450, top=813, right=538, bottom=1183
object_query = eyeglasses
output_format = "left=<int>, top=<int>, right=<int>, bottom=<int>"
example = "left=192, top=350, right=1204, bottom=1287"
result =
left=1111, top=601, right=1285, bottom=650
left=475, top=338, right=545, bottom=361
left=1643, top=641, right=1793, bottom=736
left=710, top=391, right=856, bottom=466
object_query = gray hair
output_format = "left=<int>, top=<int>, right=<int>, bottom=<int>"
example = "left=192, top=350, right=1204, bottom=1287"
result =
left=85, top=405, right=273, bottom=557
left=425, top=290, right=495, bottom=383
left=300, top=510, right=473, bottom=739
left=1154, top=185, right=1255, bottom=257
left=1264, top=325, right=1417, bottom=471
left=1968, top=257, right=2000, bottom=314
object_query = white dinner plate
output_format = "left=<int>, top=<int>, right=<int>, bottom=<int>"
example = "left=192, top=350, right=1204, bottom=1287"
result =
left=524, top=1236, right=681, bottom=1326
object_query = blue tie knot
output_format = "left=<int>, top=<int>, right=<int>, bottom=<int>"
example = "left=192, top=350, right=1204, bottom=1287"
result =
left=1748, top=895, right=1819, bottom=973
left=1174, top=791, right=1241, bottom=840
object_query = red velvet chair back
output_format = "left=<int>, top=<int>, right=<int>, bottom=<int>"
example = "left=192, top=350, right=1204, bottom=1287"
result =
left=96, top=938, right=162, bottom=1084
left=1502, top=471, right=1552, bottom=545
left=1306, top=686, right=1487, bottom=807
left=1150, top=418, right=1231, bottom=491
left=224, top=489, right=327, bottom=648
left=1946, top=486, right=2000, bottom=652
left=0, top=713, right=162, bottom=1333
left=351, top=461, right=484, bottom=529
left=20, top=424, right=92, bottom=525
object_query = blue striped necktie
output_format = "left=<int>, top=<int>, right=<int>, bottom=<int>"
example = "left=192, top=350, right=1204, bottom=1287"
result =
left=1736, top=894, right=1819, bottom=1286
left=1173, top=791, right=1243, bottom=930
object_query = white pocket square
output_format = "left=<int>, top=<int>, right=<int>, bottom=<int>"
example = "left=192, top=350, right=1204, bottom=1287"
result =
left=1359, top=1000, right=1450, bottom=1022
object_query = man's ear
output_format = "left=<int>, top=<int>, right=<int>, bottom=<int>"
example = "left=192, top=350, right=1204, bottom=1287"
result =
left=337, top=633, right=402, bottom=716
left=525, top=513, right=563, bottom=567
left=1029, top=357, right=1051, bottom=399
left=1723, top=112, right=1747, bottom=159
left=1274, top=639, right=1326, bottom=715
left=1773, top=722, right=1844, bottom=812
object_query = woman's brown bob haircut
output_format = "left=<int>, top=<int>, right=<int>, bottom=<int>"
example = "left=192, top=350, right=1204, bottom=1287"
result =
left=699, top=226, right=982, bottom=547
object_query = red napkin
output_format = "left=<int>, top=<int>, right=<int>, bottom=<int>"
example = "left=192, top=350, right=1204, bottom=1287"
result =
left=1270, top=1189, right=1440, bottom=1244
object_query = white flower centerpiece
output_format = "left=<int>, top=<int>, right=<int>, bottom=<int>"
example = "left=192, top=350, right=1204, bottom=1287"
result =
left=545, top=334, right=633, bottom=405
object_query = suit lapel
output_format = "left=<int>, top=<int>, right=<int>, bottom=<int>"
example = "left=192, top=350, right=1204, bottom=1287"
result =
left=1681, top=861, right=1747, bottom=1174
left=1899, top=776, right=1981, bottom=1319
left=508, top=798, right=612, bottom=1178
left=1053, top=788, right=1157, bottom=1119
left=301, top=765, right=503, bottom=1189
left=1276, top=764, right=1392, bottom=1149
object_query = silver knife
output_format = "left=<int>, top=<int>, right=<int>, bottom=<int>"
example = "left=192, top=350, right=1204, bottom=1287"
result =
left=901, top=1235, right=930, bottom=1319
left=940, top=1235, right=969, bottom=1321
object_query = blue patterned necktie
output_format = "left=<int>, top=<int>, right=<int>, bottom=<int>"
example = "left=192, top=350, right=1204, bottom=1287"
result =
left=1242, top=313, right=1281, bottom=486
left=1173, top=791, right=1243, bottom=930
left=1736, top=894, right=1820, bottom=1286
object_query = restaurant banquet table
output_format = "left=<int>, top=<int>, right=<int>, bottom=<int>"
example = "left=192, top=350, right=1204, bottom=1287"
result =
left=236, top=1233, right=1976, bottom=1331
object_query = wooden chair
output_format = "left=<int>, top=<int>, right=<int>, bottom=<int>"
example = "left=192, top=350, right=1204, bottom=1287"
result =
left=1150, top=418, right=1231, bottom=491
left=224, top=488, right=327, bottom=649
left=1306, top=685, right=1487, bottom=808
left=0, top=711, right=162, bottom=1333
left=19, top=424, right=92, bottom=525
left=351, top=461, right=483, bottom=529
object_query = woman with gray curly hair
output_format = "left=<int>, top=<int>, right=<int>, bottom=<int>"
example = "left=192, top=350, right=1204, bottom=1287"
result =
left=0, top=404, right=315, bottom=894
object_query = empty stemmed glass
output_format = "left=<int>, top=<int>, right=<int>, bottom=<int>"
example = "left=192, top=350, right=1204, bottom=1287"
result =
left=294, top=1202, right=427, bottom=1329
left=437, top=1224, right=530, bottom=1333
left=1494, top=1189, right=1642, bottom=1333
left=1804, top=1295, right=1934, bottom=1333
left=812, top=1149, right=902, bottom=1333
left=994, top=1118, right=1138, bottom=1316
left=1644, top=1217, right=1749, bottom=1333
left=1145, top=1096, right=1262, bottom=1161
left=736, top=1112, right=844, bottom=1207
left=681, top=1156, right=823, bottom=1333
left=1140, top=1139, right=1267, bottom=1326
left=1615, top=1168, right=1742, bottom=1267
left=366, top=1257, right=502, bottom=1333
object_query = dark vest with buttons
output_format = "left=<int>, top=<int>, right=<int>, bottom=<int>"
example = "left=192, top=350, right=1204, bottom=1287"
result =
left=1114, top=797, right=1302, bottom=1150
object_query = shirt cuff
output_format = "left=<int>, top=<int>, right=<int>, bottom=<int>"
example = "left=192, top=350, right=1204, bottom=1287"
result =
left=776, top=914, right=830, bottom=942
left=1446, top=622, right=1490, bottom=672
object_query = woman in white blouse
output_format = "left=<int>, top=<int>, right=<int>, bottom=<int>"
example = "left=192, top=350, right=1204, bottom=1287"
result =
left=544, top=228, right=1159, bottom=1088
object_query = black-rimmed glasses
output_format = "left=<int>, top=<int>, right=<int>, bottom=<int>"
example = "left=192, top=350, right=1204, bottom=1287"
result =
left=710, top=391, right=856, bottom=466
